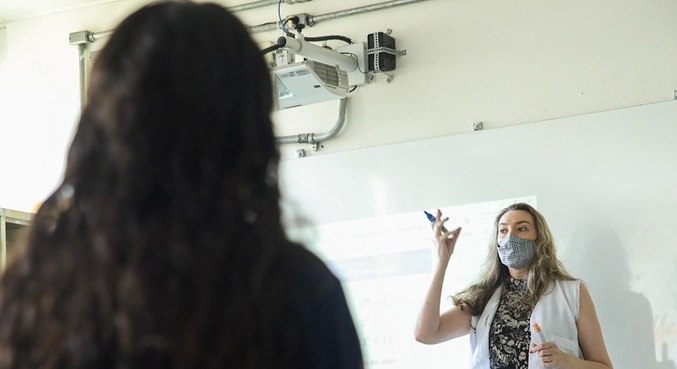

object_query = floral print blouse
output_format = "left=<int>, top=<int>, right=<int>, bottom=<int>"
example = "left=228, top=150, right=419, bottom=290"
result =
left=489, top=277, right=533, bottom=369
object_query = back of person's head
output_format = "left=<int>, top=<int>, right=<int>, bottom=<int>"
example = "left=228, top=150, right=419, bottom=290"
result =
left=78, top=0, right=279, bottom=230
left=0, top=2, right=296, bottom=368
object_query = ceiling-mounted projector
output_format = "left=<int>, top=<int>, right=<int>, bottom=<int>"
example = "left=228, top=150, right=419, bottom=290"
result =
left=273, top=60, right=349, bottom=110
left=270, top=35, right=370, bottom=110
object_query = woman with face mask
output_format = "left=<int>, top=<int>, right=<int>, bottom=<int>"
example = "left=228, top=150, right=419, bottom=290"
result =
left=414, top=203, right=613, bottom=369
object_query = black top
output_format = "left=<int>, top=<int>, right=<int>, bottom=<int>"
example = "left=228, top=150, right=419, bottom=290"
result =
left=280, top=246, right=364, bottom=369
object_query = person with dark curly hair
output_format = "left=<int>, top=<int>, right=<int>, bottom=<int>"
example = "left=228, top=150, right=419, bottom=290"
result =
left=0, top=2, right=362, bottom=368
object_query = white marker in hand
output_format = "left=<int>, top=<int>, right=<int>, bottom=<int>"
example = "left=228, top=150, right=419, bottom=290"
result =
left=532, top=322, right=546, bottom=344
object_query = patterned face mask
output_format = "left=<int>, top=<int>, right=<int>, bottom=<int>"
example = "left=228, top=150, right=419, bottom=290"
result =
left=497, top=233, right=536, bottom=269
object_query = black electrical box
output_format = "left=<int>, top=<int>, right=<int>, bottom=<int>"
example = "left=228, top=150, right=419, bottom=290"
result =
left=367, top=32, right=397, bottom=72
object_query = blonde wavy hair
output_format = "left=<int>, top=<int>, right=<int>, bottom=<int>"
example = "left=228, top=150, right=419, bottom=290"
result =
left=452, top=203, right=574, bottom=316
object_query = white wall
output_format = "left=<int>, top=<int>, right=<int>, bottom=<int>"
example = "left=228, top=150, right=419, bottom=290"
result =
left=1, top=0, right=676, bottom=210
left=0, top=0, right=145, bottom=211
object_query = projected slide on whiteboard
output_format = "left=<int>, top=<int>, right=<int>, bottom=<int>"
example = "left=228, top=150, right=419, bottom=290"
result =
left=288, top=196, right=536, bottom=369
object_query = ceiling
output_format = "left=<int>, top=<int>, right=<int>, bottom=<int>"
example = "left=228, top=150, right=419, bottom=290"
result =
left=0, top=0, right=129, bottom=24
left=0, top=0, right=261, bottom=25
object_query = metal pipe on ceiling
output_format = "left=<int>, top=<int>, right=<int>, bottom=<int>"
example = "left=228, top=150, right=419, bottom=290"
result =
left=248, top=0, right=431, bottom=33
left=87, top=0, right=431, bottom=39
left=72, top=0, right=428, bottom=114
left=90, top=30, right=112, bottom=42
left=312, top=0, right=429, bottom=24
left=88, top=0, right=283, bottom=40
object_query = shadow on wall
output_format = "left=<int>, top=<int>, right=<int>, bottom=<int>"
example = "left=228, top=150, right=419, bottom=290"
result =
left=0, top=27, right=7, bottom=64
left=563, top=225, right=675, bottom=369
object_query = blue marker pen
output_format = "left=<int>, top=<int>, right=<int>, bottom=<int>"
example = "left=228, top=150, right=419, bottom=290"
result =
left=424, top=210, right=449, bottom=233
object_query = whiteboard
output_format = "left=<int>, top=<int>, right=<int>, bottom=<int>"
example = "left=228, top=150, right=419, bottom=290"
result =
left=278, top=100, right=677, bottom=369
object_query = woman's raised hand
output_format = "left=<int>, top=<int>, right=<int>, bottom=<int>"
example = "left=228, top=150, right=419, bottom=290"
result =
left=433, top=209, right=462, bottom=263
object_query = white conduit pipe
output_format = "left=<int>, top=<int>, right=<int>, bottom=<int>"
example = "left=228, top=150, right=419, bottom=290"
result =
left=276, top=98, right=347, bottom=145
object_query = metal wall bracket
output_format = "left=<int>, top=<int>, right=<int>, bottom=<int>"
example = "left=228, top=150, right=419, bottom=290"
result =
left=68, top=30, right=94, bottom=45
left=276, top=98, right=348, bottom=153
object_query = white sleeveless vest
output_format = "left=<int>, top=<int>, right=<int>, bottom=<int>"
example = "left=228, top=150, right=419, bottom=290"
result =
left=469, top=279, right=582, bottom=369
